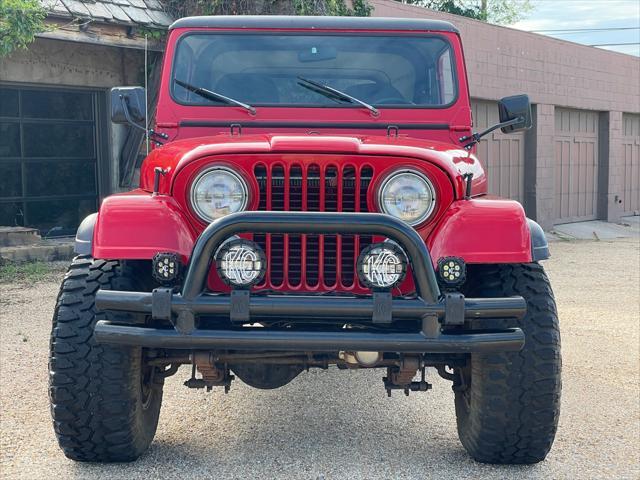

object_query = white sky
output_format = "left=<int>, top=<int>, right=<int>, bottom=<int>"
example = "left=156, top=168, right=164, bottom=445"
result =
left=509, top=0, right=640, bottom=56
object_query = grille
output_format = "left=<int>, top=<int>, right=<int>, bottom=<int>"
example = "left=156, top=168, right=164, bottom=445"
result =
left=253, top=163, right=374, bottom=291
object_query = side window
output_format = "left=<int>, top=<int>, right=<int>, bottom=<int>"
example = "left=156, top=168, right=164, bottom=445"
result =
left=438, top=50, right=455, bottom=104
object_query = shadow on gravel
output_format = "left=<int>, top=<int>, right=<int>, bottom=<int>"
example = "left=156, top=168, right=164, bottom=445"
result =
left=64, top=369, right=546, bottom=480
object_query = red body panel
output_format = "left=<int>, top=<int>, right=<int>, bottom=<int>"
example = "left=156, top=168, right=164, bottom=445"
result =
left=140, top=134, right=487, bottom=199
left=91, top=22, right=534, bottom=294
left=92, top=191, right=197, bottom=262
left=91, top=190, right=532, bottom=272
left=428, top=198, right=532, bottom=264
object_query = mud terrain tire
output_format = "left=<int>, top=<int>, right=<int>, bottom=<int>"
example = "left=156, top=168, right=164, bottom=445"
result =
left=455, top=263, right=561, bottom=464
left=49, top=255, right=163, bottom=462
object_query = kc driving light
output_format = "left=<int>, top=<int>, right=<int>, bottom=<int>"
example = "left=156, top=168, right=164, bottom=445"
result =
left=379, top=170, right=436, bottom=226
left=215, top=239, right=266, bottom=288
left=191, top=167, right=248, bottom=222
left=357, top=242, right=407, bottom=290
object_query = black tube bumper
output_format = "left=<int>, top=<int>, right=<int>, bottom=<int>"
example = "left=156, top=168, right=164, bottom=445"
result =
left=94, top=320, right=525, bottom=353
left=94, top=211, right=527, bottom=353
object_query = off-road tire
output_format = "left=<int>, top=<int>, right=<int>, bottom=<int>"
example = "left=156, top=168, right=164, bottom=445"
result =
left=455, top=263, right=561, bottom=464
left=49, top=255, right=163, bottom=462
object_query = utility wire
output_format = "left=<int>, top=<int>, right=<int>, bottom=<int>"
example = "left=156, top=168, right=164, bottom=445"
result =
left=589, top=42, right=640, bottom=47
left=530, top=27, right=639, bottom=33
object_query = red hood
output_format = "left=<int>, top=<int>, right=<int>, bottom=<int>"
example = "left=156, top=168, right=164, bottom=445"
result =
left=140, top=134, right=487, bottom=198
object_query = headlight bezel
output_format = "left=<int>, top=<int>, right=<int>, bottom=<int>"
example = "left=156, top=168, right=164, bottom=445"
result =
left=377, top=169, right=437, bottom=226
left=189, top=166, right=249, bottom=223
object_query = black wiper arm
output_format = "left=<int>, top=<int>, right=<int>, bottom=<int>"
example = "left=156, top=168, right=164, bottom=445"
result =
left=174, top=78, right=256, bottom=115
left=297, top=76, right=379, bottom=117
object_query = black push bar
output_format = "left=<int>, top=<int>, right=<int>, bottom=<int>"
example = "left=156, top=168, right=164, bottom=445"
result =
left=95, top=211, right=527, bottom=351
left=181, top=211, right=441, bottom=303
left=94, top=320, right=525, bottom=353
left=95, top=290, right=526, bottom=321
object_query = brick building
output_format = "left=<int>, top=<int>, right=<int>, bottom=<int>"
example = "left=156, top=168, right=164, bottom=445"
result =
left=372, top=0, right=640, bottom=229
left=0, top=0, right=638, bottom=234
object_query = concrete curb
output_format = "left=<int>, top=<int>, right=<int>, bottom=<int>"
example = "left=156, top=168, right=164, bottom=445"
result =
left=0, top=242, right=74, bottom=264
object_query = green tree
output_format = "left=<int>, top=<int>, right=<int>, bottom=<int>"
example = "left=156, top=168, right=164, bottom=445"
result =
left=164, top=0, right=372, bottom=17
left=395, top=0, right=533, bottom=25
left=0, top=0, right=46, bottom=57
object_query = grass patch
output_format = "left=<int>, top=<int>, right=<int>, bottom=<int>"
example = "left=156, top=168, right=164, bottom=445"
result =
left=0, top=261, right=66, bottom=284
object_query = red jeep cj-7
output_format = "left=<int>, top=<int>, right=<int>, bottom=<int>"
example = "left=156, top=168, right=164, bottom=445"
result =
left=49, top=16, right=561, bottom=464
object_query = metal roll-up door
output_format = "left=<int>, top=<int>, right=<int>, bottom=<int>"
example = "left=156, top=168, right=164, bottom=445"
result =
left=622, top=113, right=640, bottom=215
left=554, top=108, right=599, bottom=223
left=0, top=85, right=107, bottom=236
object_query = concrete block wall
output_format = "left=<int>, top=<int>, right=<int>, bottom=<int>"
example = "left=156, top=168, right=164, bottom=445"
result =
left=0, top=38, right=144, bottom=88
left=371, top=0, right=640, bottom=227
left=601, top=111, right=625, bottom=221
left=525, top=104, right=556, bottom=230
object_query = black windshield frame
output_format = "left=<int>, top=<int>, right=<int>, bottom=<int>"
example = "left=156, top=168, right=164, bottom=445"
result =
left=169, top=31, right=460, bottom=110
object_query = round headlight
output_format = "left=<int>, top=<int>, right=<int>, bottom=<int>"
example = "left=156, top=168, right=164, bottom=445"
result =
left=379, top=170, right=436, bottom=226
left=191, top=167, right=248, bottom=222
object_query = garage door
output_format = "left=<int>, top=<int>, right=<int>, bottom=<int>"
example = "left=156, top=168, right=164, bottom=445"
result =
left=622, top=113, right=640, bottom=215
left=0, top=85, right=107, bottom=236
left=471, top=99, right=526, bottom=203
left=554, top=108, right=599, bottom=223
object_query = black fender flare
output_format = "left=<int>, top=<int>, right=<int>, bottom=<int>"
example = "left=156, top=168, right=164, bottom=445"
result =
left=527, top=218, right=549, bottom=261
left=75, top=213, right=97, bottom=255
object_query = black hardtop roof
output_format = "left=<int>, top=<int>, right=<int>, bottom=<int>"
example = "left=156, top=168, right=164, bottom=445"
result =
left=169, top=15, right=459, bottom=33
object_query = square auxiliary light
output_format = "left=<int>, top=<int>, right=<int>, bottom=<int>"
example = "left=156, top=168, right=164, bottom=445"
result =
left=152, top=252, right=181, bottom=284
left=437, top=256, right=466, bottom=287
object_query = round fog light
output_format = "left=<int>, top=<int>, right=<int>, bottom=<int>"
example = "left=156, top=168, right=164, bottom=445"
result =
left=357, top=242, right=407, bottom=290
left=215, top=239, right=266, bottom=288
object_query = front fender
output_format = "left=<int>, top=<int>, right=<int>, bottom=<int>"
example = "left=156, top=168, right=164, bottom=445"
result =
left=427, top=198, right=539, bottom=264
left=90, top=191, right=197, bottom=262
left=79, top=194, right=546, bottom=267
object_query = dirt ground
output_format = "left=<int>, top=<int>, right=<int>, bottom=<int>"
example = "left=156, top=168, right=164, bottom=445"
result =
left=0, top=239, right=638, bottom=480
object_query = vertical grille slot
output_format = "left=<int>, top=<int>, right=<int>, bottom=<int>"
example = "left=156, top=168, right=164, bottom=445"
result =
left=307, top=165, right=321, bottom=212
left=358, top=166, right=374, bottom=262
left=270, top=165, right=285, bottom=286
left=288, top=165, right=303, bottom=286
left=253, top=164, right=268, bottom=289
left=253, top=162, right=372, bottom=291
left=306, top=234, right=320, bottom=286
left=341, top=166, right=357, bottom=286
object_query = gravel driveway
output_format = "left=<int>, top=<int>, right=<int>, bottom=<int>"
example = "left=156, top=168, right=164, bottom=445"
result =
left=1, top=239, right=638, bottom=480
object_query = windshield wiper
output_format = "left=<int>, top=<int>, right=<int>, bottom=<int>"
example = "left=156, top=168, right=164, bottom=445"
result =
left=297, top=76, right=379, bottom=117
left=174, top=78, right=256, bottom=115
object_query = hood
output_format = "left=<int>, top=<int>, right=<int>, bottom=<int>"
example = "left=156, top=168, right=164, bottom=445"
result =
left=140, top=133, right=487, bottom=197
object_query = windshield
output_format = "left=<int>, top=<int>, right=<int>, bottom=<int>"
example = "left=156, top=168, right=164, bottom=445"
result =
left=171, top=33, right=457, bottom=108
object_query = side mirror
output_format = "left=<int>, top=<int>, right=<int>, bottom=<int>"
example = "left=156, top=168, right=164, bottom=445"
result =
left=111, top=86, right=146, bottom=124
left=498, top=94, right=532, bottom=133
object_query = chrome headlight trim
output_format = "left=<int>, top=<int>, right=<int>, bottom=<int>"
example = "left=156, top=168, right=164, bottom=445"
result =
left=378, top=169, right=437, bottom=226
left=189, top=166, right=249, bottom=223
